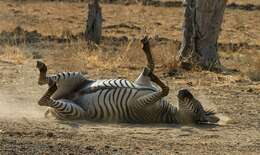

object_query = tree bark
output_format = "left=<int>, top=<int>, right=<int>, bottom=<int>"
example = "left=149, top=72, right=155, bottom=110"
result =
left=85, top=0, right=102, bottom=44
left=178, top=0, right=227, bottom=70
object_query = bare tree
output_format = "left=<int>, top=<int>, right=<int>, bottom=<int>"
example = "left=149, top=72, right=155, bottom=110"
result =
left=85, top=0, right=102, bottom=44
left=178, top=0, right=227, bottom=71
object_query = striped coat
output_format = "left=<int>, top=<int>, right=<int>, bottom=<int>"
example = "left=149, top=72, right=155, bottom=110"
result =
left=41, top=75, right=178, bottom=123
left=37, top=61, right=219, bottom=124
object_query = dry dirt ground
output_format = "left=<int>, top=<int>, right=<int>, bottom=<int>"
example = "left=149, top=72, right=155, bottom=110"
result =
left=0, top=0, right=260, bottom=154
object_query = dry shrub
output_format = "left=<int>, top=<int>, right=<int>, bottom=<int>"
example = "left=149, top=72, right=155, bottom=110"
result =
left=0, top=45, right=31, bottom=64
left=72, top=50, right=123, bottom=70
left=118, top=39, right=147, bottom=69
left=220, top=50, right=260, bottom=81
left=154, top=41, right=179, bottom=72
left=44, top=39, right=179, bottom=77
left=51, top=40, right=127, bottom=73
left=118, top=39, right=179, bottom=73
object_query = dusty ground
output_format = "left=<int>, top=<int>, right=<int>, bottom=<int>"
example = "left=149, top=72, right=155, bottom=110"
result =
left=0, top=0, right=260, bottom=154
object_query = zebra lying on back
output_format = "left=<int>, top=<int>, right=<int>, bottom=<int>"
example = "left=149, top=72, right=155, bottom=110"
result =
left=37, top=37, right=219, bottom=124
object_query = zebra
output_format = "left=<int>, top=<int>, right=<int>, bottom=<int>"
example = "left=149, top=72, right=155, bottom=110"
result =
left=37, top=37, right=219, bottom=124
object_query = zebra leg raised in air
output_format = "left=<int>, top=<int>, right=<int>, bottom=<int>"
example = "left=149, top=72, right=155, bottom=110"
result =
left=134, top=36, right=169, bottom=106
left=36, top=61, right=95, bottom=100
left=38, top=84, right=85, bottom=120
left=141, top=36, right=154, bottom=72
left=36, top=60, right=50, bottom=86
left=134, top=36, right=155, bottom=86
left=36, top=61, right=87, bottom=87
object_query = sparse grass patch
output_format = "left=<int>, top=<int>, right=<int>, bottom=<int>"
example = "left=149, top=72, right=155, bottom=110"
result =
left=0, top=45, right=31, bottom=64
left=67, top=41, right=144, bottom=74
left=220, top=50, right=260, bottom=81
left=42, top=39, right=180, bottom=77
left=119, top=40, right=180, bottom=73
left=72, top=50, right=123, bottom=70
left=239, top=51, right=260, bottom=81
left=247, top=53, right=260, bottom=81
left=154, top=41, right=179, bottom=72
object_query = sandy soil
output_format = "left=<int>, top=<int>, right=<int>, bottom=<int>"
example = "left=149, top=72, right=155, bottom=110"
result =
left=0, top=59, right=259, bottom=155
left=0, top=1, right=260, bottom=154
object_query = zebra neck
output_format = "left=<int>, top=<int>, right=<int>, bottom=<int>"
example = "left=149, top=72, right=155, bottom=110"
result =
left=174, top=111, right=182, bottom=124
left=166, top=111, right=178, bottom=124
left=78, top=79, right=96, bottom=90
left=160, top=101, right=178, bottom=123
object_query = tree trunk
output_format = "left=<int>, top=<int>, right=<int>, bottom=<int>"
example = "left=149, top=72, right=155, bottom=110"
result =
left=85, top=0, right=102, bottom=44
left=178, top=0, right=227, bottom=71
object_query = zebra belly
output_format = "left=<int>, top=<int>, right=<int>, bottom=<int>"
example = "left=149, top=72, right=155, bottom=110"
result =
left=71, top=79, right=177, bottom=123
left=76, top=87, right=162, bottom=123
left=77, top=92, right=178, bottom=123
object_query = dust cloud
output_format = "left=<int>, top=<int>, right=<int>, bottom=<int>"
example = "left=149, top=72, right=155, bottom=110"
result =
left=0, top=90, right=45, bottom=120
left=197, top=93, right=232, bottom=125
left=0, top=87, right=231, bottom=124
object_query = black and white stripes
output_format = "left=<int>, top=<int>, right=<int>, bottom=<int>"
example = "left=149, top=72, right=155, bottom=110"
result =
left=37, top=68, right=219, bottom=124
left=38, top=73, right=178, bottom=123
left=86, top=86, right=139, bottom=122
left=177, top=89, right=219, bottom=124
left=79, top=79, right=176, bottom=123
left=38, top=84, right=85, bottom=120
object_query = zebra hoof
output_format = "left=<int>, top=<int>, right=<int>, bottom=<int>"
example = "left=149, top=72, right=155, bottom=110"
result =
left=36, top=60, right=47, bottom=73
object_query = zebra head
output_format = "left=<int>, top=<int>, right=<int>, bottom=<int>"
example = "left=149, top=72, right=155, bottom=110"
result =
left=177, top=89, right=194, bottom=101
left=177, top=89, right=219, bottom=125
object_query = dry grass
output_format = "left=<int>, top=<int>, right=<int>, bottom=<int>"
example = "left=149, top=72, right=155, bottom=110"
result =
left=149, top=0, right=260, bottom=5
left=228, top=0, right=260, bottom=5
left=0, top=1, right=260, bottom=155
left=223, top=50, right=260, bottom=81
left=41, top=39, right=180, bottom=78
left=72, top=48, right=124, bottom=70
left=1, top=1, right=260, bottom=46
left=0, top=0, right=258, bottom=77
left=0, top=45, right=31, bottom=64
left=246, top=52, right=260, bottom=81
